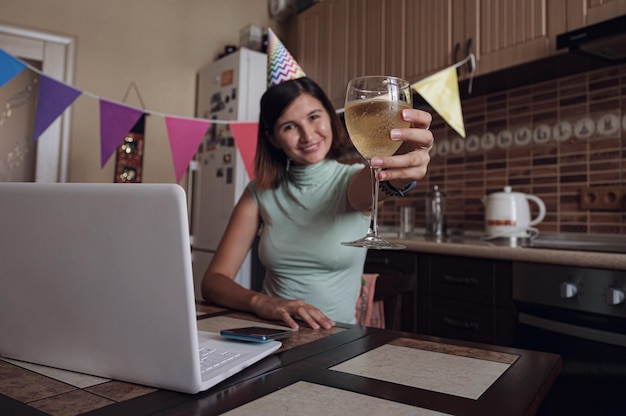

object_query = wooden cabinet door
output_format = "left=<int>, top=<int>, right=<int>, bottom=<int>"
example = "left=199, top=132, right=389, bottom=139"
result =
left=566, top=0, right=626, bottom=30
left=327, top=0, right=350, bottom=108
left=357, top=0, right=405, bottom=77
left=346, top=0, right=367, bottom=81
left=296, top=1, right=329, bottom=94
left=405, top=0, right=455, bottom=84
left=464, top=0, right=556, bottom=76
left=382, top=0, right=407, bottom=79
left=296, top=0, right=410, bottom=109
left=296, top=0, right=359, bottom=109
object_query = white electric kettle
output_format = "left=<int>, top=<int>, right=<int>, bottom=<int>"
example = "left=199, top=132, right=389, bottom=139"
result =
left=482, top=186, right=546, bottom=239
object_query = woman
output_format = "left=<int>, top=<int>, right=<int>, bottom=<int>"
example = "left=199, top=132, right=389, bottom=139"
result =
left=201, top=77, right=432, bottom=330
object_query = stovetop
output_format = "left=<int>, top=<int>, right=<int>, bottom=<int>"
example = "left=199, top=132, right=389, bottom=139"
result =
left=527, top=233, right=626, bottom=254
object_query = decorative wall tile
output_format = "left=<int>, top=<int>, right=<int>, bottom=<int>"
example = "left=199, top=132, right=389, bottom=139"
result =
left=379, top=63, right=626, bottom=235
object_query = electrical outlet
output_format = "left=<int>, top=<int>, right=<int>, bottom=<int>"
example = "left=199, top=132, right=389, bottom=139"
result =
left=579, top=186, right=626, bottom=211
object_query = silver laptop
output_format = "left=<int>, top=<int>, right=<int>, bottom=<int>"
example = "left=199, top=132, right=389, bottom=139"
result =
left=0, top=182, right=281, bottom=394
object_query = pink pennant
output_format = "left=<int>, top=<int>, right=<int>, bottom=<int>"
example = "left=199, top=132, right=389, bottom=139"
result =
left=99, top=99, right=144, bottom=167
left=229, top=122, right=258, bottom=179
left=164, top=116, right=211, bottom=183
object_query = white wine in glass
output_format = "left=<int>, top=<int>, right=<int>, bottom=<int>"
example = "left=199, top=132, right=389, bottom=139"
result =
left=342, top=75, right=412, bottom=250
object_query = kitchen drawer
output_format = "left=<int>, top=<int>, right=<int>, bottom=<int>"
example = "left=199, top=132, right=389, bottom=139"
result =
left=430, top=267, right=494, bottom=305
left=428, top=296, right=495, bottom=344
left=417, top=253, right=514, bottom=345
left=419, top=295, right=514, bottom=345
left=364, top=250, right=418, bottom=277
left=420, top=254, right=512, bottom=308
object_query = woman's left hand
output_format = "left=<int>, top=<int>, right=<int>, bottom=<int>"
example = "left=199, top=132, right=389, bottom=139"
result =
left=369, top=108, right=433, bottom=183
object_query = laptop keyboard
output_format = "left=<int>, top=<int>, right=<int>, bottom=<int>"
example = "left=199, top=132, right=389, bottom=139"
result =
left=199, top=346, right=242, bottom=375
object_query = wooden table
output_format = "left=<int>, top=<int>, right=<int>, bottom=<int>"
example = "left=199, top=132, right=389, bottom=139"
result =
left=0, top=305, right=560, bottom=416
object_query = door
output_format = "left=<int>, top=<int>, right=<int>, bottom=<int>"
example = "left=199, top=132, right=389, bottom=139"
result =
left=0, top=58, right=38, bottom=181
left=0, top=24, right=76, bottom=182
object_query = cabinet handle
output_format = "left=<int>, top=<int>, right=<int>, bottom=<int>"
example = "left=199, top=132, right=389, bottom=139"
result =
left=443, top=274, right=480, bottom=286
left=464, top=38, right=475, bottom=73
left=443, top=316, right=480, bottom=331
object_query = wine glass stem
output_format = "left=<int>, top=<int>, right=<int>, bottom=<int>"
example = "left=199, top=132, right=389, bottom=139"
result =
left=368, top=166, right=381, bottom=237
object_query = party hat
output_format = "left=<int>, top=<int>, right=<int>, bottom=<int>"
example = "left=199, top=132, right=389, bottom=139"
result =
left=267, top=28, right=306, bottom=87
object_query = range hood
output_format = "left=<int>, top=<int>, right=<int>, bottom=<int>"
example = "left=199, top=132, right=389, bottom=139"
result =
left=557, top=14, right=626, bottom=63
left=460, top=14, right=626, bottom=98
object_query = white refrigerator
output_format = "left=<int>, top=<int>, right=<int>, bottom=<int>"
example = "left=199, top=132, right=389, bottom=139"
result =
left=189, top=47, right=267, bottom=300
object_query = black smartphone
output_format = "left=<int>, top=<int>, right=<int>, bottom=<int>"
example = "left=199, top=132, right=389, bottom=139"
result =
left=219, top=326, right=294, bottom=343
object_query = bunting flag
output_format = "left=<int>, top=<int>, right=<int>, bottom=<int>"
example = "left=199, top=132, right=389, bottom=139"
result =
left=99, top=99, right=144, bottom=167
left=229, top=122, right=258, bottom=179
left=0, top=49, right=26, bottom=88
left=164, top=116, right=211, bottom=183
left=33, top=74, right=82, bottom=142
left=412, top=66, right=466, bottom=138
left=0, top=47, right=469, bottom=182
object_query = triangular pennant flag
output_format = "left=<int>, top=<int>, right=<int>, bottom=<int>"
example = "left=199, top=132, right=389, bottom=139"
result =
left=164, top=116, right=211, bottom=183
left=412, top=66, right=466, bottom=138
left=33, top=74, right=82, bottom=142
left=99, top=99, right=144, bottom=167
left=0, top=49, right=26, bottom=88
left=229, top=122, right=258, bottom=179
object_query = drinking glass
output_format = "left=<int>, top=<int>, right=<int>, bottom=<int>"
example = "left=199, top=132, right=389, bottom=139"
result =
left=341, top=75, right=412, bottom=250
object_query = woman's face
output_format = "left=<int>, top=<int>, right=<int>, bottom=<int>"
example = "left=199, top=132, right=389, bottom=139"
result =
left=271, top=93, right=333, bottom=166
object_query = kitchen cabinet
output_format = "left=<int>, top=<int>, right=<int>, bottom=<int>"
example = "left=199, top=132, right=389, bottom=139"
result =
left=409, top=0, right=569, bottom=80
left=404, top=0, right=456, bottom=83
left=294, top=0, right=582, bottom=104
left=296, top=0, right=328, bottom=96
left=297, top=0, right=434, bottom=108
left=565, top=0, right=626, bottom=30
left=452, top=0, right=567, bottom=77
left=296, top=0, right=407, bottom=109
left=417, top=253, right=515, bottom=346
left=364, top=249, right=418, bottom=332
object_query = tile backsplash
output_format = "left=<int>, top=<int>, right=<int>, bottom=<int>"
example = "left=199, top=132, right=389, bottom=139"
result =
left=380, top=63, right=626, bottom=236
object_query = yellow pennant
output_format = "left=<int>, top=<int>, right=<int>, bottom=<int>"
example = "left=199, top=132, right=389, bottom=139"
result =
left=411, top=66, right=466, bottom=138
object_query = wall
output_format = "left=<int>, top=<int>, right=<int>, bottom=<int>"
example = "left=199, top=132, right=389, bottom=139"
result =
left=0, top=0, right=284, bottom=183
left=380, top=63, right=626, bottom=236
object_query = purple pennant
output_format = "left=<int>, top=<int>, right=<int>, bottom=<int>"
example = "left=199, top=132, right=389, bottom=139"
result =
left=99, top=99, right=143, bottom=167
left=33, top=74, right=82, bottom=142
left=0, top=49, right=26, bottom=88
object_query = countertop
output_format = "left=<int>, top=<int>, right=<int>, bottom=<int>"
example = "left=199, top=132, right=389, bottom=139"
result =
left=382, top=231, right=626, bottom=271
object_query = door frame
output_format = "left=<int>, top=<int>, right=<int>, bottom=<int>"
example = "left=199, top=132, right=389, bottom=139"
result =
left=0, top=23, right=76, bottom=182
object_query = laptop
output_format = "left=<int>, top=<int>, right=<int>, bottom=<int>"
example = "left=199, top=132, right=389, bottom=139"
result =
left=0, top=182, right=281, bottom=394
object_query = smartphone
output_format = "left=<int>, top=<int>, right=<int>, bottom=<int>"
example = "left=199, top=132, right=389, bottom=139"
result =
left=219, top=326, right=294, bottom=343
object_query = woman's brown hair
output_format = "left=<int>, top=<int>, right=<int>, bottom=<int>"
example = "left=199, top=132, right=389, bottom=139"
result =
left=254, top=77, right=347, bottom=190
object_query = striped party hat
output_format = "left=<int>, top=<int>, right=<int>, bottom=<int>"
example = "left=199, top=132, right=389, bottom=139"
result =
left=267, top=28, right=306, bottom=88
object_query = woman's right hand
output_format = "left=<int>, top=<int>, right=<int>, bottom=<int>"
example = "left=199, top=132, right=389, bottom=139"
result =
left=250, top=294, right=335, bottom=330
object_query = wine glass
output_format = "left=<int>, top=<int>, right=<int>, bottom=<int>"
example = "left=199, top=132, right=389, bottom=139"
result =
left=341, top=75, right=412, bottom=250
